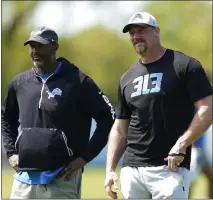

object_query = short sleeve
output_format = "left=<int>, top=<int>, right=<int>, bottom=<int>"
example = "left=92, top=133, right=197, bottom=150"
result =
left=184, top=58, right=213, bottom=102
left=116, top=82, right=131, bottom=119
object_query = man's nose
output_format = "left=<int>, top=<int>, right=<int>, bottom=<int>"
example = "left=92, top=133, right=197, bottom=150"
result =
left=132, top=33, right=143, bottom=40
left=31, top=47, right=38, bottom=53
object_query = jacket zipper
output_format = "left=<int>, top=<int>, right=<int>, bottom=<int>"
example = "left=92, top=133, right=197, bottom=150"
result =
left=36, top=73, right=55, bottom=109
left=61, top=131, right=73, bottom=156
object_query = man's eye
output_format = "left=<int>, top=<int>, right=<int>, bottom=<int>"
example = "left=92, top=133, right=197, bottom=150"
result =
left=38, top=44, right=43, bottom=48
left=139, top=30, right=145, bottom=33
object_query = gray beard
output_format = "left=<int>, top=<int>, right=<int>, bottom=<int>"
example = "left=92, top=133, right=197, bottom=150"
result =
left=33, top=60, right=44, bottom=68
left=135, top=43, right=147, bottom=55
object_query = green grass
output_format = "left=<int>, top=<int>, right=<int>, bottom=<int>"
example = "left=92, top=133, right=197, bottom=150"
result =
left=1, top=167, right=209, bottom=199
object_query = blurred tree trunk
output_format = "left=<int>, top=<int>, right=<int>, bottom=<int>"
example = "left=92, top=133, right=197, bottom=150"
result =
left=2, top=1, right=39, bottom=100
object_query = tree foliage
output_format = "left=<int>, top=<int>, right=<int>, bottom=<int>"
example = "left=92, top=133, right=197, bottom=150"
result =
left=2, top=1, right=40, bottom=98
left=145, top=1, right=212, bottom=77
left=58, top=25, right=137, bottom=99
left=2, top=1, right=212, bottom=104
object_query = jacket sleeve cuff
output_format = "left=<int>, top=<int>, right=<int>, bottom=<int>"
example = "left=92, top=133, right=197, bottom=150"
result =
left=80, top=152, right=94, bottom=163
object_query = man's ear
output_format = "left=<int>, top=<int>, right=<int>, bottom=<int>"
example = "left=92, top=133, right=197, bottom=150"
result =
left=55, top=44, right=59, bottom=51
left=155, top=27, right=160, bottom=36
left=52, top=43, right=59, bottom=52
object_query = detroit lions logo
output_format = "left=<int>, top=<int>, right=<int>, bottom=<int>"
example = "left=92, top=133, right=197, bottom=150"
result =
left=131, top=13, right=144, bottom=23
left=46, top=88, right=62, bottom=99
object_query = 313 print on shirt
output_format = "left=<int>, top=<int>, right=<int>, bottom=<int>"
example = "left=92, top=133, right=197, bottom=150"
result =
left=131, top=73, right=163, bottom=98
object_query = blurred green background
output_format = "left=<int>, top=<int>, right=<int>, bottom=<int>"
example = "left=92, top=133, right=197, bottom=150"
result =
left=1, top=1, right=212, bottom=199
left=2, top=1, right=212, bottom=103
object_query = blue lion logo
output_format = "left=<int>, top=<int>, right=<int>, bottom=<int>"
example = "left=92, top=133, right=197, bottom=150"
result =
left=46, top=88, right=62, bottom=99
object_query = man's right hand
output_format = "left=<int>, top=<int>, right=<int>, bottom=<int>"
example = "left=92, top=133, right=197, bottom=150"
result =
left=8, top=154, right=19, bottom=171
left=104, top=171, right=119, bottom=199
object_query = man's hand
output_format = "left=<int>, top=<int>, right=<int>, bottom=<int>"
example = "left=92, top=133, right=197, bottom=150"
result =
left=164, top=141, right=186, bottom=171
left=57, top=157, right=86, bottom=178
left=8, top=154, right=19, bottom=171
left=104, top=171, right=119, bottom=199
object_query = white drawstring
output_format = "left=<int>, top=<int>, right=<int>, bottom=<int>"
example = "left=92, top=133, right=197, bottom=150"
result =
left=38, top=83, right=45, bottom=109
left=61, top=131, right=73, bottom=156
left=38, top=73, right=54, bottom=109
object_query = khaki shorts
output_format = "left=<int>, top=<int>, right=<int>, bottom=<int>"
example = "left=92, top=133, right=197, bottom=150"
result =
left=120, top=165, right=190, bottom=199
left=10, top=168, right=82, bottom=199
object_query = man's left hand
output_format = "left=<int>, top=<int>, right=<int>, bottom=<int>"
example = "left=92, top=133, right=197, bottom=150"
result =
left=164, top=141, right=186, bottom=171
left=57, top=157, right=86, bottom=178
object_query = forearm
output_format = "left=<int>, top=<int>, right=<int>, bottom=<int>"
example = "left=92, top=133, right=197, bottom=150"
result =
left=2, top=90, right=19, bottom=158
left=80, top=111, right=114, bottom=162
left=2, top=133, right=18, bottom=158
left=2, top=114, right=19, bottom=158
left=106, top=127, right=126, bottom=172
left=178, top=104, right=212, bottom=150
left=2, top=130, right=18, bottom=158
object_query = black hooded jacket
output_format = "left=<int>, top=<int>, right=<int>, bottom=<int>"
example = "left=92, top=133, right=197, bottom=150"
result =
left=2, top=57, right=115, bottom=171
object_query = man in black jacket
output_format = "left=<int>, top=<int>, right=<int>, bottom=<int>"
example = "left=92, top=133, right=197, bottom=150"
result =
left=2, top=26, right=115, bottom=199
